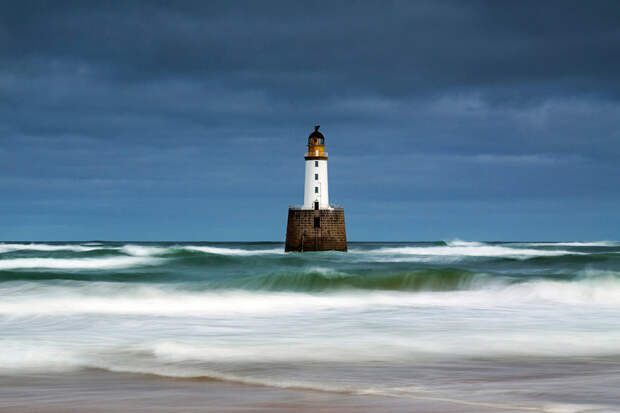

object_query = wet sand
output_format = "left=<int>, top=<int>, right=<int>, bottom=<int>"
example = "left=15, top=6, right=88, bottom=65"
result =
left=0, top=370, right=528, bottom=413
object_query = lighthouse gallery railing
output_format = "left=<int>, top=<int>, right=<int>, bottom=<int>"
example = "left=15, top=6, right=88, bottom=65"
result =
left=288, top=205, right=344, bottom=210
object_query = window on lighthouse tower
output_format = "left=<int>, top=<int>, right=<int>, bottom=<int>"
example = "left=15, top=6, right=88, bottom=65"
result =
left=315, top=187, right=319, bottom=193
left=315, top=174, right=318, bottom=180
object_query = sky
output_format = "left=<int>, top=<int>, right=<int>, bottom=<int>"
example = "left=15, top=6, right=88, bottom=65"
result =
left=1, top=0, right=619, bottom=241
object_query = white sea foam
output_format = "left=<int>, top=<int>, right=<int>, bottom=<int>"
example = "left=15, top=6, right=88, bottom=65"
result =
left=147, top=331, right=620, bottom=362
left=120, top=245, right=168, bottom=256
left=353, top=240, right=581, bottom=261
left=181, top=245, right=284, bottom=255
left=513, top=241, right=618, bottom=247
left=0, top=341, right=610, bottom=413
left=0, top=341, right=83, bottom=372
left=579, top=268, right=620, bottom=279
left=3, top=324, right=620, bottom=373
left=0, top=256, right=163, bottom=270
left=2, top=275, right=620, bottom=318
left=304, top=266, right=348, bottom=276
left=0, top=243, right=102, bottom=253
left=2, top=282, right=620, bottom=410
left=446, top=240, right=485, bottom=247
left=0, top=288, right=354, bottom=316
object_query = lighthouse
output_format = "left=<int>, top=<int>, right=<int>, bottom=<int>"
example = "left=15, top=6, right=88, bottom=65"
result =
left=285, top=126, right=347, bottom=252
left=303, top=126, right=330, bottom=210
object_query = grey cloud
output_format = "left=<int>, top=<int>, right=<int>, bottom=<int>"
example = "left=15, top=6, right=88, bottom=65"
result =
left=1, top=1, right=619, bottom=240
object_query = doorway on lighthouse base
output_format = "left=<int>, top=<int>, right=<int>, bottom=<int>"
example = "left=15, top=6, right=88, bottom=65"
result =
left=314, top=201, right=319, bottom=210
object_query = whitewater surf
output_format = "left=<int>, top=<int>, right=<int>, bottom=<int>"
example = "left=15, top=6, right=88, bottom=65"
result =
left=1, top=240, right=620, bottom=412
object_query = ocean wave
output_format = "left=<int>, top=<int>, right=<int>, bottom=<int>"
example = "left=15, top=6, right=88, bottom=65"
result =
left=0, top=339, right=611, bottom=413
left=0, top=341, right=84, bottom=373
left=180, top=245, right=285, bottom=256
left=223, top=269, right=495, bottom=292
left=0, top=243, right=103, bottom=253
left=352, top=241, right=583, bottom=261
left=0, top=243, right=286, bottom=258
left=0, top=288, right=366, bottom=316
left=0, top=341, right=385, bottom=396
left=0, top=256, right=163, bottom=270
left=147, top=330, right=620, bottom=362
left=2, top=242, right=610, bottom=263
left=4, top=330, right=620, bottom=382
left=2, top=274, right=620, bottom=316
left=511, top=241, right=619, bottom=247
left=120, top=245, right=169, bottom=256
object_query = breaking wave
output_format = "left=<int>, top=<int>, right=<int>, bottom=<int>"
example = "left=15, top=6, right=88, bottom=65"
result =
left=221, top=268, right=496, bottom=291
left=354, top=240, right=582, bottom=261
left=180, top=245, right=285, bottom=255
left=516, top=241, right=619, bottom=247
left=2, top=270, right=620, bottom=318
left=0, top=256, right=163, bottom=270
left=0, top=243, right=103, bottom=253
left=2, top=241, right=611, bottom=264
left=120, top=245, right=169, bottom=256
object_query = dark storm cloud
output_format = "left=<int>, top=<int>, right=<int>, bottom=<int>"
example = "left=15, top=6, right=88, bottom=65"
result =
left=3, top=1, right=620, bottom=96
left=0, top=1, right=619, bottom=240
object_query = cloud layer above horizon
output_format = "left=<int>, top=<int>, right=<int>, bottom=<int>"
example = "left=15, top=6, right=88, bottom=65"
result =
left=1, top=1, right=619, bottom=241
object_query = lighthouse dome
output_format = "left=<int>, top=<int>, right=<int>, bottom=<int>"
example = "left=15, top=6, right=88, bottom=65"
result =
left=308, top=125, right=324, bottom=145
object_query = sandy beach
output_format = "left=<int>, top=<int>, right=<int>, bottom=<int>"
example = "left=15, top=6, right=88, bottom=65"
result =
left=0, top=370, right=516, bottom=413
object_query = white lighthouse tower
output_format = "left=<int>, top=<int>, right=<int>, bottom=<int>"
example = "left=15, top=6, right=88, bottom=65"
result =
left=303, top=125, right=330, bottom=210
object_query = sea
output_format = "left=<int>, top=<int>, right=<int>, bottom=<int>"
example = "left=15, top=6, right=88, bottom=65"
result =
left=1, top=240, right=620, bottom=412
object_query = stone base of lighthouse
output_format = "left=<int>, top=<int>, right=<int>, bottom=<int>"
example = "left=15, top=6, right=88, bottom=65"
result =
left=285, top=208, right=347, bottom=252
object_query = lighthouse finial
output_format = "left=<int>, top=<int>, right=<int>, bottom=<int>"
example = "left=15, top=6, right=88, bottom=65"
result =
left=314, top=125, right=320, bottom=132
